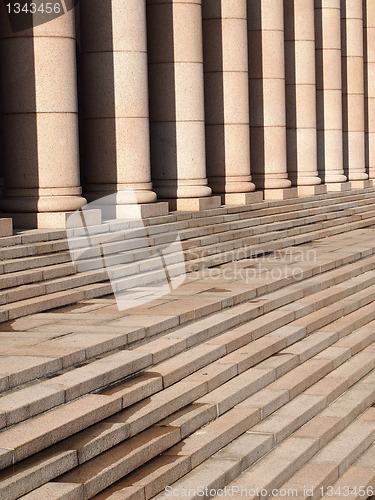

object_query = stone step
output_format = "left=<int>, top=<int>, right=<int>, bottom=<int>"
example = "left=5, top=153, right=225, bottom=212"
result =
left=180, top=208, right=350, bottom=245
left=0, top=187, right=369, bottom=248
left=50, top=406, right=261, bottom=499
left=0, top=269, right=108, bottom=305
left=1, top=191, right=375, bottom=497
left=0, top=210, right=335, bottom=282
left=0, top=197, right=374, bottom=323
left=0, top=425, right=182, bottom=500
left=146, top=386, right=372, bottom=500
left=0, top=229, right=67, bottom=249
left=22, top=314, right=374, bottom=494
left=55, top=199, right=375, bottom=276
left=1, top=246, right=375, bottom=429
left=3, top=292, right=374, bottom=498
left=274, top=414, right=375, bottom=500
left=0, top=189, right=372, bottom=266
left=87, top=341, right=375, bottom=499
left=249, top=368, right=375, bottom=446
left=18, top=482, right=84, bottom=500
left=271, top=400, right=375, bottom=498
left=212, top=376, right=374, bottom=498
left=182, top=200, right=375, bottom=250
left=186, top=217, right=375, bottom=274
left=226, top=408, right=375, bottom=497
left=0, top=239, right=70, bottom=261
left=0, top=262, right=76, bottom=291
left=136, top=276, right=375, bottom=387
left=0, top=281, right=115, bottom=321
left=195, top=311, right=375, bottom=415
left=12, top=210, right=350, bottom=287
left=0, top=327, right=151, bottom=400
left=0, top=350, right=151, bottom=469
left=0, top=227, right=361, bottom=318
left=0, top=251, right=72, bottom=275
left=185, top=207, right=375, bottom=261
left=320, top=444, right=375, bottom=500
left=2, top=191, right=374, bottom=277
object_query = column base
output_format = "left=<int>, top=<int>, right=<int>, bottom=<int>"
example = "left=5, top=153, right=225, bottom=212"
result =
left=115, top=202, right=169, bottom=219
left=0, top=218, right=13, bottom=237
left=221, top=191, right=264, bottom=205
left=325, top=182, right=352, bottom=193
left=5, top=210, right=102, bottom=230
left=263, top=187, right=298, bottom=200
left=297, top=185, right=327, bottom=197
left=168, top=196, right=222, bottom=211
left=349, top=180, right=373, bottom=189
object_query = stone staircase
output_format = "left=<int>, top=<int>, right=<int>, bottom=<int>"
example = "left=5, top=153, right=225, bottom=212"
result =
left=0, top=189, right=375, bottom=498
left=1, top=187, right=375, bottom=322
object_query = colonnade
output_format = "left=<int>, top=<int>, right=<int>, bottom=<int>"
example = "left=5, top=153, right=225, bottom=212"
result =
left=0, top=0, right=373, bottom=227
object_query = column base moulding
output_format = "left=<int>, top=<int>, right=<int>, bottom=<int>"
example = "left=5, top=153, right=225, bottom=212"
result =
left=325, top=182, right=352, bottom=193
left=4, top=210, right=102, bottom=230
left=297, top=185, right=327, bottom=197
left=0, top=218, right=13, bottom=237
left=263, top=187, right=298, bottom=201
left=349, top=180, right=373, bottom=189
left=221, top=191, right=264, bottom=206
left=166, top=196, right=222, bottom=212
left=115, top=202, right=169, bottom=220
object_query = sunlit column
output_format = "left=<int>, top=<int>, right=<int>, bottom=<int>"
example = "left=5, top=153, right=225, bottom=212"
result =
left=80, top=0, right=167, bottom=218
left=147, top=0, right=220, bottom=211
left=203, top=0, right=261, bottom=205
left=341, top=0, right=368, bottom=186
left=0, top=2, right=87, bottom=227
left=284, top=0, right=324, bottom=195
left=315, top=0, right=348, bottom=189
left=248, top=0, right=294, bottom=200
left=364, top=0, right=375, bottom=180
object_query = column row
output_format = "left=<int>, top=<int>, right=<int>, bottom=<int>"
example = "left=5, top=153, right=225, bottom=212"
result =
left=0, top=0, right=374, bottom=227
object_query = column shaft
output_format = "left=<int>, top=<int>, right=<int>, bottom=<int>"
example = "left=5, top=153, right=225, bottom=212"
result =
left=248, top=0, right=292, bottom=192
left=203, top=0, right=257, bottom=204
left=315, top=0, right=347, bottom=184
left=0, top=81, right=3, bottom=199
left=0, top=3, right=86, bottom=221
left=0, top=60, right=13, bottom=235
left=284, top=0, right=322, bottom=190
left=147, top=0, right=218, bottom=210
left=80, top=0, right=161, bottom=214
left=364, top=0, right=375, bottom=179
left=341, top=0, right=368, bottom=182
